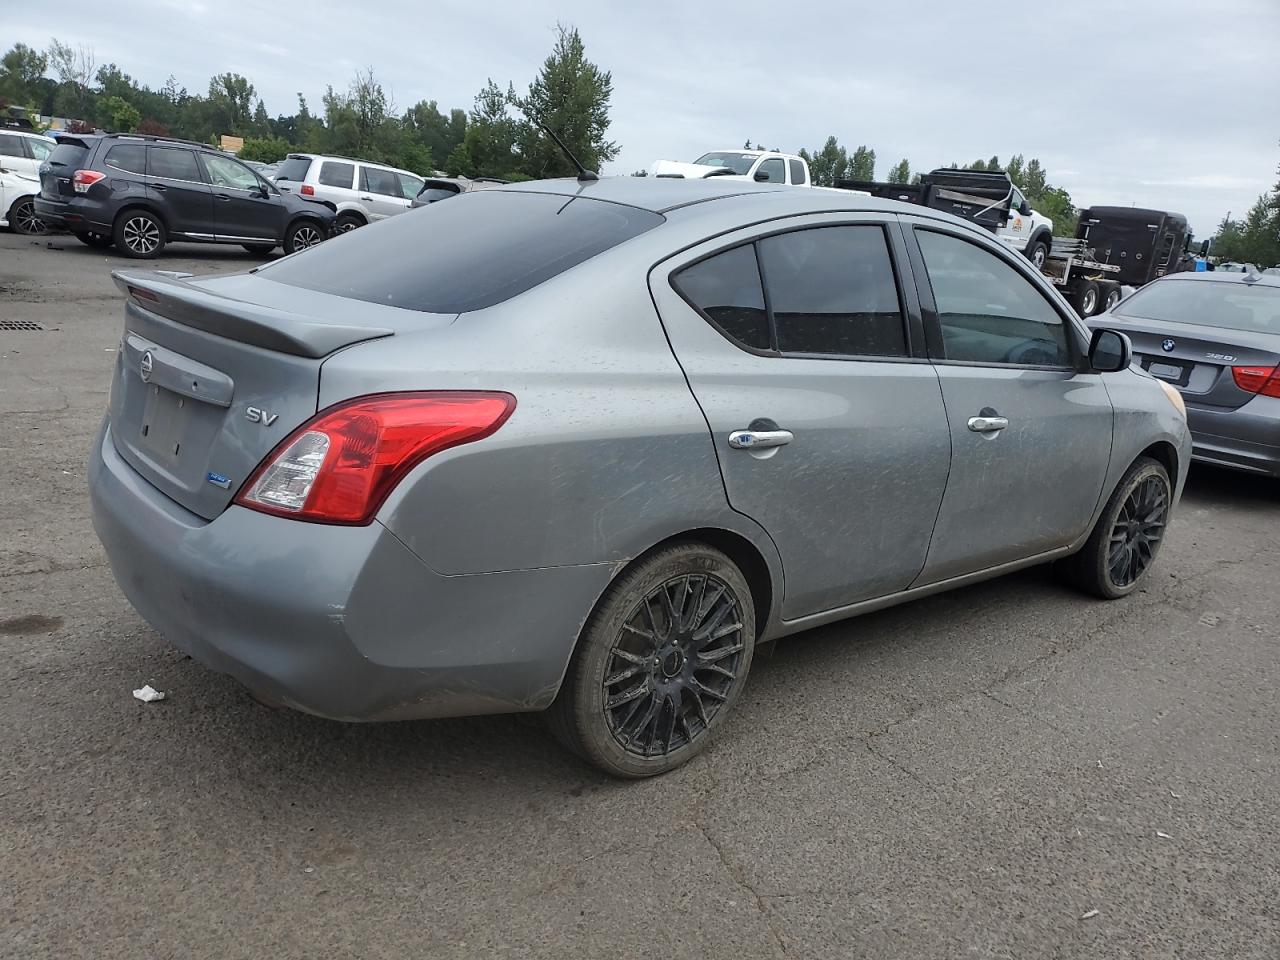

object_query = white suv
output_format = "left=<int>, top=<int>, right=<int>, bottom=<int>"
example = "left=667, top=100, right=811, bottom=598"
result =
left=272, top=153, right=424, bottom=232
left=0, top=129, right=57, bottom=180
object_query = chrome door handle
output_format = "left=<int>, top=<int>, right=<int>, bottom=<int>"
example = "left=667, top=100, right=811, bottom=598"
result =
left=729, top=429, right=794, bottom=449
left=967, top=416, right=1009, bottom=433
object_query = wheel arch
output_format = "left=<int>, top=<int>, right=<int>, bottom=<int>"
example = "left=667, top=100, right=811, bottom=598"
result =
left=112, top=201, right=169, bottom=232
left=1138, top=440, right=1178, bottom=484
left=335, top=205, right=367, bottom=224
left=1026, top=227, right=1053, bottom=255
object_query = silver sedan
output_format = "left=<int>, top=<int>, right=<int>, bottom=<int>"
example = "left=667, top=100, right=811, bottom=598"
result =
left=89, top=177, right=1190, bottom=777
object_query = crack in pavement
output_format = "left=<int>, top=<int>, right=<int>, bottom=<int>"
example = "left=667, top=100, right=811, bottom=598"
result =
left=693, top=816, right=789, bottom=958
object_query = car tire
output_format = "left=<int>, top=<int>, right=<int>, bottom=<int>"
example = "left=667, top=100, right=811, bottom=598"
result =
left=548, top=543, right=756, bottom=778
left=1102, top=284, right=1122, bottom=312
left=9, top=198, right=48, bottom=236
left=113, top=209, right=166, bottom=259
left=335, top=213, right=365, bottom=233
left=283, top=219, right=325, bottom=255
left=73, top=231, right=113, bottom=248
left=1072, top=280, right=1100, bottom=317
left=1063, top=456, right=1172, bottom=600
left=1026, top=238, right=1049, bottom=270
left=241, top=242, right=276, bottom=256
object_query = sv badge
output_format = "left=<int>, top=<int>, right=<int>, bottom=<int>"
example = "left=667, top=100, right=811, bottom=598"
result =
left=245, top=406, right=279, bottom=426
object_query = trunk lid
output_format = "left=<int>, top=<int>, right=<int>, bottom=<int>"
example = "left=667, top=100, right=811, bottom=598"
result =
left=107, top=269, right=449, bottom=519
left=1101, top=312, right=1280, bottom=410
left=41, top=137, right=90, bottom=198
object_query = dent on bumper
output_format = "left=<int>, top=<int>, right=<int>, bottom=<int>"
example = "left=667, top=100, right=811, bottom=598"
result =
left=90, top=421, right=615, bottom=721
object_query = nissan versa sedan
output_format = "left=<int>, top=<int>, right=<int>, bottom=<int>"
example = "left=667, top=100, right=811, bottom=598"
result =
left=89, top=177, right=1191, bottom=778
left=1090, top=271, right=1280, bottom=477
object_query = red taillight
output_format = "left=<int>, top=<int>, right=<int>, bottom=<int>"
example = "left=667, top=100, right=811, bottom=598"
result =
left=1231, top=365, right=1280, bottom=398
left=72, top=169, right=105, bottom=193
left=235, top=392, right=516, bottom=525
left=300, top=184, right=315, bottom=196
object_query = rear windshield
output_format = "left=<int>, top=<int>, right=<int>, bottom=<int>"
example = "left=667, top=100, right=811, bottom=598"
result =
left=273, top=156, right=312, bottom=183
left=46, top=141, right=89, bottom=171
left=1120, top=279, right=1280, bottom=334
left=261, top=191, right=664, bottom=314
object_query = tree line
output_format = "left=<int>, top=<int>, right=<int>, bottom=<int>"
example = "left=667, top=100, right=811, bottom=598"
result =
left=0, top=26, right=619, bottom=182
left=2, top=34, right=1274, bottom=261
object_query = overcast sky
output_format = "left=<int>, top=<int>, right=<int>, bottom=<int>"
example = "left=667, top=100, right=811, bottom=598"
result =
left=9, top=0, right=1278, bottom=234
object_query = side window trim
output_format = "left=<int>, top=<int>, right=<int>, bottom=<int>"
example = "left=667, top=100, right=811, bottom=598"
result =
left=905, top=220, right=1088, bottom=370
left=668, top=217, right=923, bottom=363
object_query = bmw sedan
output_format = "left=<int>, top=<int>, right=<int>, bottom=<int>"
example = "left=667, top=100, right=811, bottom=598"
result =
left=1090, top=271, right=1280, bottom=477
left=90, top=177, right=1191, bottom=777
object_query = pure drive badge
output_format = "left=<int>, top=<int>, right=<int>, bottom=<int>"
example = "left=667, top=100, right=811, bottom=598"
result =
left=206, top=472, right=232, bottom=489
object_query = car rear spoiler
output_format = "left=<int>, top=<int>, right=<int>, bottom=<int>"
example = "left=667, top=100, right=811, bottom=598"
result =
left=111, top=269, right=394, bottom=359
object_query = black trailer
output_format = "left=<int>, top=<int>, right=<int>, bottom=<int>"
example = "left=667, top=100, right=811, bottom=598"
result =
left=1075, top=207, right=1190, bottom=287
left=838, top=168, right=1017, bottom=233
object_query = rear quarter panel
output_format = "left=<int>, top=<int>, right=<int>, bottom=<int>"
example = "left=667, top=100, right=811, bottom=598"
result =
left=316, top=237, right=784, bottom=585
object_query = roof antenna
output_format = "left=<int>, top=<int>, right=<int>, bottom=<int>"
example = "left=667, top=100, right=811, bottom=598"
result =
left=526, top=111, right=598, bottom=182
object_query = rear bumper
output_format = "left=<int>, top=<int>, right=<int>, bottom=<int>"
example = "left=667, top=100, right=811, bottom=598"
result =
left=33, top=195, right=112, bottom=233
left=89, top=419, right=614, bottom=721
left=1186, top=397, right=1280, bottom=477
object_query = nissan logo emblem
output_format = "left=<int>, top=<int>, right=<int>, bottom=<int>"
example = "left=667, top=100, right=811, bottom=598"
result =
left=140, top=350, right=154, bottom=382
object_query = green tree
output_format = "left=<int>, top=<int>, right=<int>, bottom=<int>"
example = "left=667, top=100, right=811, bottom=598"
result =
left=848, top=145, right=876, bottom=180
left=448, top=79, right=519, bottom=177
left=206, top=72, right=255, bottom=134
left=0, top=43, right=49, bottom=104
left=799, top=137, right=848, bottom=186
left=237, top=137, right=292, bottom=163
left=513, top=25, right=619, bottom=178
left=47, top=38, right=95, bottom=118
left=101, top=95, right=140, bottom=132
left=404, top=99, right=466, bottom=170
left=886, top=158, right=911, bottom=184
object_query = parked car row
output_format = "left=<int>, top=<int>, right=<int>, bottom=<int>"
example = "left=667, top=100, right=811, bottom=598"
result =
left=90, top=175, right=1197, bottom=778
left=32, top=133, right=337, bottom=257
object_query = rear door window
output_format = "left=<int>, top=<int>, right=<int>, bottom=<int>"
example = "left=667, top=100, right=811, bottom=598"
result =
left=0, top=134, right=24, bottom=157
left=318, top=161, right=355, bottom=188
left=261, top=191, right=664, bottom=314
left=104, top=144, right=147, bottom=175
left=147, top=146, right=202, bottom=182
left=673, top=245, right=771, bottom=351
left=787, top=158, right=807, bottom=185
left=916, top=229, right=1071, bottom=366
left=26, top=138, right=52, bottom=161
left=273, top=156, right=312, bottom=183
left=758, top=226, right=907, bottom=357
left=359, top=166, right=401, bottom=196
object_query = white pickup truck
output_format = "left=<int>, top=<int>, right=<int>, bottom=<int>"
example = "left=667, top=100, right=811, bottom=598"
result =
left=652, top=150, right=1054, bottom=266
left=650, top=149, right=812, bottom=186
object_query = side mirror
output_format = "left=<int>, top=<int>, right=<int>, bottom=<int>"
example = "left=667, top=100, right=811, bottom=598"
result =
left=1089, top=329, right=1131, bottom=373
left=1198, top=239, right=1211, bottom=257
left=1019, top=200, right=1032, bottom=216
left=753, top=170, right=771, bottom=182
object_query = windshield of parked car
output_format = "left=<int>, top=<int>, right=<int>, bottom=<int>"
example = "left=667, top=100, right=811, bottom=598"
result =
left=1120, top=279, right=1280, bottom=334
left=272, top=156, right=312, bottom=183
left=693, top=153, right=757, bottom=175
left=260, top=190, right=665, bottom=313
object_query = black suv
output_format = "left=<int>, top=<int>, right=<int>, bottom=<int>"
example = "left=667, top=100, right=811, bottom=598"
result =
left=34, top=134, right=336, bottom=259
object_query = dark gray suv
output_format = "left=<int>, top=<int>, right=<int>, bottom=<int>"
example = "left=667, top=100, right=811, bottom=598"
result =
left=35, top=134, right=337, bottom=258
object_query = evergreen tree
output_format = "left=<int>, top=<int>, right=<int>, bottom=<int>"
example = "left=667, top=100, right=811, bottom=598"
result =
left=886, top=159, right=911, bottom=184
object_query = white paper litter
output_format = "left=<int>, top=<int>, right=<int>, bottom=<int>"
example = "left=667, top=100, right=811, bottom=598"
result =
left=132, top=684, right=166, bottom=703
left=1080, top=909, right=1100, bottom=920
left=1156, top=831, right=1172, bottom=839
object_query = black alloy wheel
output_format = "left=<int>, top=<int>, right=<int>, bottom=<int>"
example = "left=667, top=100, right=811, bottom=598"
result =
left=1064, top=456, right=1171, bottom=599
left=1107, top=474, right=1168, bottom=588
left=603, top=573, right=746, bottom=758
left=10, top=198, right=47, bottom=236
left=549, top=543, right=756, bottom=778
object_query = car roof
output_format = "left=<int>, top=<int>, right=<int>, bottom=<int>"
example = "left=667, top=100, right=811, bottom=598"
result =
left=489, top=175, right=988, bottom=230
left=7, top=129, right=54, bottom=140
left=1152, top=271, right=1280, bottom=288
left=288, top=153, right=420, bottom=177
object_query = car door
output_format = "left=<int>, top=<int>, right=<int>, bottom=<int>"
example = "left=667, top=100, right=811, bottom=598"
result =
left=199, top=152, right=280, bottom=242
left=651, top=215, right=951, bottom=620
left=358, top=166, right=410, bottom=220
left=144, top=145, right=214, bottom=237
left=997, top=186, right=1029, bottom=252
left=904, top=219, right=1114, bottom=584
left=0, top=132, right=36, bottom=177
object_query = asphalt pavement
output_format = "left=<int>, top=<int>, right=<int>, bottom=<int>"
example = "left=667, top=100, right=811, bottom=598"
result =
left=2, top=230, right=1278, bottom=959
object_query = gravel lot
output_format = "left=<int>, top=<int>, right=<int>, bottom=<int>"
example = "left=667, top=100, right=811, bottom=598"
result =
left=2, top=230, right=1278, bottom=959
